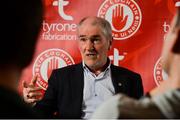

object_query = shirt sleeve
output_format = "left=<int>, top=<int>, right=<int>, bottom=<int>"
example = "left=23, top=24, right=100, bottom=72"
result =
left=91, top=94, right=165, bottom=119
left=152, top=89, right=180, bottom=118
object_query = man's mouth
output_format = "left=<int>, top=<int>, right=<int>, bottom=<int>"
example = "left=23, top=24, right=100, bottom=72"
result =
left=86, top=53, right=97, bottom=57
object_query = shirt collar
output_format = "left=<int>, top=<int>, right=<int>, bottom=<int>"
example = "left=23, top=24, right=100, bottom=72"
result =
left=82, top=58, right=111, bottom=74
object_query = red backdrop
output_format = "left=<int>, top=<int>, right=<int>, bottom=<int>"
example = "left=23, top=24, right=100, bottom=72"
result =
left=19, top=0, right=179, bottom=94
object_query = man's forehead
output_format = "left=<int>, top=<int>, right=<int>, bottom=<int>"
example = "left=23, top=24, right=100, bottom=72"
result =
left=79, top=34, right=101, bottom=37
left=80, top=17, right=100, bottom=26
left=78, top=23, right=102, bottom=33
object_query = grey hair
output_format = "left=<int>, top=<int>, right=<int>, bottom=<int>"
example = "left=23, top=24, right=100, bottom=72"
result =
left=77, top=16, right=112, bottom=40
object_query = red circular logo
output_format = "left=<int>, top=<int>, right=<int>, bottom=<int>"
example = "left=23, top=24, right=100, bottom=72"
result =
left=33, top=48, right=75, bottom=90
left=98, top=0, right=142, bottom=40
left=154, top=57, right=168, bottom=86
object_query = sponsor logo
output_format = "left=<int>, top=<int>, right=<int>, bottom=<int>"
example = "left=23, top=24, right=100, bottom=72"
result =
left=53, top=0, right=73, bottom=20
left=42, top=21, right=77, bottom=41
left=98, top=0, right=142, bottom=40
left=33, top=48, right=75, bottom=90
left=163, top=21, right=170, bottom=41
left=42, top=0, right=76, bottom=41
left=154, top=57, right=168, bottom=86
left=109, top=48, right=126, bottom=66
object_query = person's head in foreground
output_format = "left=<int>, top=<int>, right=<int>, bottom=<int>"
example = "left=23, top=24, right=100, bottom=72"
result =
left=0, top=0, right=43, bottom=91
left=0, top=0, right=43, bottom=118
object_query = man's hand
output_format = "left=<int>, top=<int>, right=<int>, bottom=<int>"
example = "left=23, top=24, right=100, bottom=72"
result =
left=22, top=75, right=43, bottom=106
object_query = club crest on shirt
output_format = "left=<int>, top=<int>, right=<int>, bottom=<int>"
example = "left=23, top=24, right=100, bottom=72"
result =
left=153, top=57, right=168, bottom=86
left=33, top=48, right=75, bottom=90
left=97, top=0, right=142, bottom=40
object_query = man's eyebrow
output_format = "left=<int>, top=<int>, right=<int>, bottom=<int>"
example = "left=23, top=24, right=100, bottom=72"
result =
left=91, top=35, right=101, bottom=38
left=79, top=35, right=86, bottom=37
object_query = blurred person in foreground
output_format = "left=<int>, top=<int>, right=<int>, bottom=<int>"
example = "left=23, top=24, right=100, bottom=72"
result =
left=92, top=6, right=180, bottom=119
left=0, top=0, right=43, bottom=118
left=23, top=16, right=144, bottom=119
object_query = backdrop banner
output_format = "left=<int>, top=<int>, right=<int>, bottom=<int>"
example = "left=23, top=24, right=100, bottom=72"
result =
left=19, top=0, right=178, bottom=94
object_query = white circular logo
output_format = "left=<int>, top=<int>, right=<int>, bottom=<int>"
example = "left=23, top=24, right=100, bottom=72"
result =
left=98, top=0, right=142, bottom=40
left=33, top=48, right=75, bottom=90
left=154, top=57, right=168, bottom=86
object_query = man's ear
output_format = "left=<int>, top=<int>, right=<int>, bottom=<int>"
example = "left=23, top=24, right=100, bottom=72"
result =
left=108, top=37, right=113, bottom=50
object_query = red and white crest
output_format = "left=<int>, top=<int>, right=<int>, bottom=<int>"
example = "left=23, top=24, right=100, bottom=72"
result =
left=154, top=57, right=168, bottom=86
left=98, top=0, right=142, bottom=40
left=33, top=48, right=75, bottom=90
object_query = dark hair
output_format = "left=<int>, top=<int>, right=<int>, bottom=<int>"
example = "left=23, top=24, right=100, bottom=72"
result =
left=0, top=0, right=43, bottom=69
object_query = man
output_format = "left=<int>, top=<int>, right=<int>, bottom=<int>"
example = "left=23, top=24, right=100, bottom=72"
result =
left=92, top=7, right=180, bottom=119
left=23, top=16, right=143, bottom=119
left=0, top=0, right=43, bottom=118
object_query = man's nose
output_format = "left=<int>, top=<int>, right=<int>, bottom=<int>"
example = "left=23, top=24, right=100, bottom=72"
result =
left=86, top=39, right=94, bottom=49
